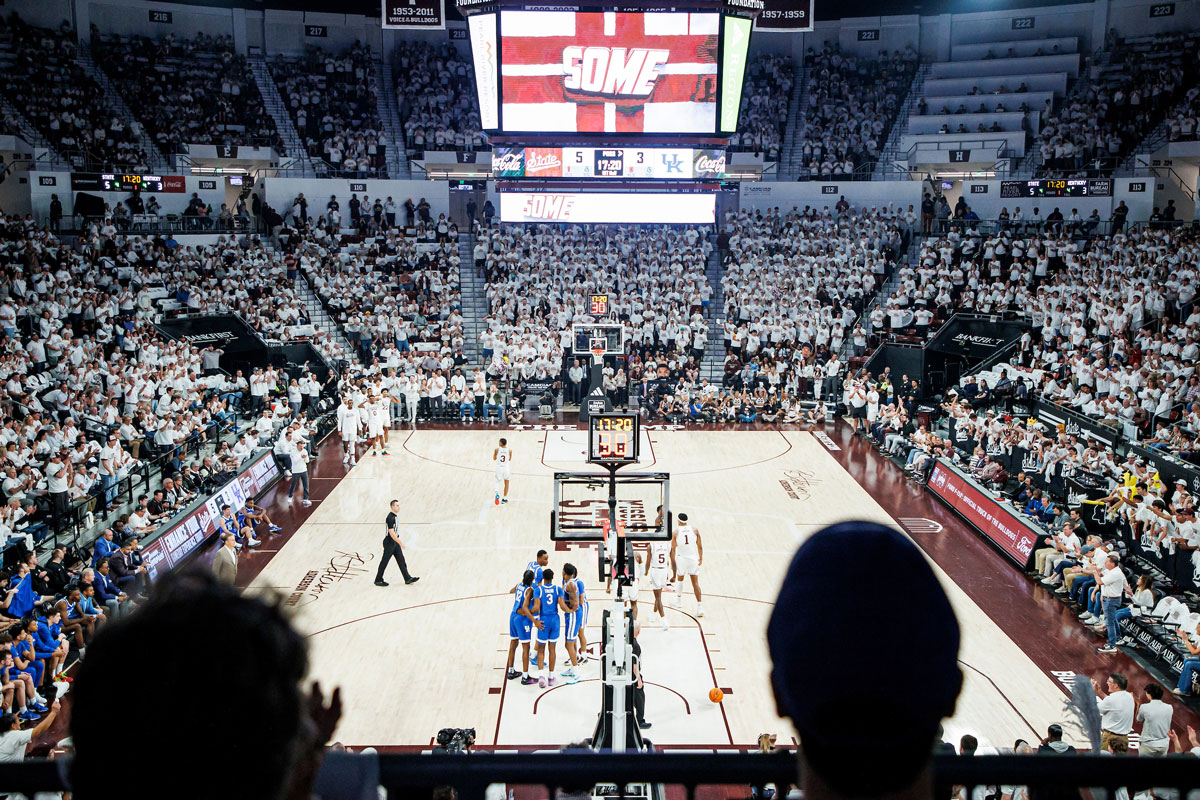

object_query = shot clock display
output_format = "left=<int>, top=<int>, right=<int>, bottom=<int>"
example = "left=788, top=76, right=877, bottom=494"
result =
left=590, top=294, right=610, bottom=316
left=588, top=414, right=640, bottom=464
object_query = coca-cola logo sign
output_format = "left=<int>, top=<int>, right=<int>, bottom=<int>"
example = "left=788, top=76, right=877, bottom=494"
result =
left=694, top=149, right=726, bottom=178
left=525, top=147, right=564, bottom=177
left=492, top=148, right=525, bottom=177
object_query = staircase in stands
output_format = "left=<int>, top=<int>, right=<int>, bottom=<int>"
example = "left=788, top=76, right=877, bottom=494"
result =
left=377, top=53, right=411, bottom=179
left=875, top=63, right=930, bottom=179
left=293, top=275, right=358, bottom=365
left=700, top=233, right=725, bottom=385
left=777, top=64, right=808, bottom=179
left=76, top=47, right=168, bottom=171
left=255, top=239, right=358, bottom=364
left=772, top=64, right=811, bottom=179
left=247, top=53, right=318, bottom=177
left=459, top=233, right=489, bottom=367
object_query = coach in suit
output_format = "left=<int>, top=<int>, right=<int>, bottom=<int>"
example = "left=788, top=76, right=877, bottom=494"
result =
left=110, top=541, right=150, bottom=597
left=213, top=533, right=238, bottom=585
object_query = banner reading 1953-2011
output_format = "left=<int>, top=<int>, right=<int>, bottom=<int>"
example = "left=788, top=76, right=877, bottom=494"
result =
left=382, top=0, right=445, bottom=29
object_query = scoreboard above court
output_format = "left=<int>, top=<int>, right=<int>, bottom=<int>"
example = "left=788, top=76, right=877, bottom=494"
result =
left=492, top=146, right=727, bottom=180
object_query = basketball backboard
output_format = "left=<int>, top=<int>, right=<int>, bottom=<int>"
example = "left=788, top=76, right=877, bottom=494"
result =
left=550, top=471, right=670, bottom=542
left=572, top=323, right=625, bottom=357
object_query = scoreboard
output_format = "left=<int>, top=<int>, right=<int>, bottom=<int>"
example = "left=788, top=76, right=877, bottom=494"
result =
left=493, top=146, right=727, bottom=180
left=70, top=173, right=183, bottom=193
left=1000, top=179, right=1113, bottom=198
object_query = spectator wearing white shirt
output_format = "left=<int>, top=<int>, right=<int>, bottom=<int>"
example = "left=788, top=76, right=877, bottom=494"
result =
left=1137, top=683, right=1173, bottom=755
left=1093, top=673, right=1135, bottom=751
left=287, top=440, right=311, bottom=507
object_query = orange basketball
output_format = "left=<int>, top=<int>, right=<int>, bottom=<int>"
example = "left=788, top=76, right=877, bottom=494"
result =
left=709, top=688, right=724, bottom=703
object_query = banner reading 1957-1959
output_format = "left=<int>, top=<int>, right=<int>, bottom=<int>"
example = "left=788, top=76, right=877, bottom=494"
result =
left=754, top=0, right=813, bottom=31
left=382, top=0, right=445, bottom=29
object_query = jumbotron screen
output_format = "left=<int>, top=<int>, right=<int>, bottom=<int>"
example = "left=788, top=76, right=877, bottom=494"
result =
left=496, top=10, right=733, bottom=134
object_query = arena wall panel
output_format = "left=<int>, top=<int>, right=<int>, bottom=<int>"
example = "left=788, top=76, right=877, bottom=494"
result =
left=737, top=180, right=922, bottom=213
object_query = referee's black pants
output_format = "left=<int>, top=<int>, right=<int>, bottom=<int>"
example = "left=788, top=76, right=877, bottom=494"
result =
left=376, top=536, right=412, bottom=582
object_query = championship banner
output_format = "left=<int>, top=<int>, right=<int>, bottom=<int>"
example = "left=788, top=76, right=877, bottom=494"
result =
left=383, top=0, right=445, bottom=29
left=754, top=0, right=813, bottom=31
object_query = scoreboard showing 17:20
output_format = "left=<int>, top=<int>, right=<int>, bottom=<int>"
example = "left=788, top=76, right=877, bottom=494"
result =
left=596, top=150, right=624, bottom=177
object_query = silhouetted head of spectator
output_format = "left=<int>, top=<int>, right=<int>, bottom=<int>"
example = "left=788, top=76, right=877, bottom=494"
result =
left=70, top=569, right=316, bottom=800
left=768, top=521, right=961, bottom=798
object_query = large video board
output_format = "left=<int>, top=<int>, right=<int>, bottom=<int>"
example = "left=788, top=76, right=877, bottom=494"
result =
left=468, top=10, right=751, bottom=135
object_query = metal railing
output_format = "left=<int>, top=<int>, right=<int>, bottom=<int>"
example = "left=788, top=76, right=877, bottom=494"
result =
left=903, top=138, right=1010, bottom=164
left=5, top=751, right=1200, bottom=799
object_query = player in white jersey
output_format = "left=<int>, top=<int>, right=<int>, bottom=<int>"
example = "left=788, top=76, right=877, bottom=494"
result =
left=367, top=394, right=389, bottom=457
left=493, top=437, right=511, bottom=505
left=645, top=538, right=673, bottom=630
left=336, top=396, right=361, bottom=465
left=671, top=512, right=704, bottom=616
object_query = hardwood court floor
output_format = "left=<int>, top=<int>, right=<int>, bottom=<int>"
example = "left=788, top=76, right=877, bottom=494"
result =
left=243, top=428, right=1102, bottom=750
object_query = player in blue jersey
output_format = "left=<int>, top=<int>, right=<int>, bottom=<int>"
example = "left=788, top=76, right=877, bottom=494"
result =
left=533, top=568, right=566, bottom=688
left=527, top=549, right=549, bottom=585
left=505, top=570, right=540, bottom=684
left=561, top=563, right=587, bottom=683
left=525, top=550, right=550, bottom=670
left=574, top=567, right=590, bottom=663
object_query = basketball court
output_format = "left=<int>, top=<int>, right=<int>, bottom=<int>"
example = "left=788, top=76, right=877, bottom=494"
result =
left=245, top=428, right=1090, bottom=750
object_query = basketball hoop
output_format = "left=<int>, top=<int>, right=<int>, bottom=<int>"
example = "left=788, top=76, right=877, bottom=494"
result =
left=590, top=336, right=606, bottom=364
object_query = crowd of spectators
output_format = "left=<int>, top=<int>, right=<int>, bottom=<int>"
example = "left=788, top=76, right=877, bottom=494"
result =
left=1034, top=33, right=1200, bottom=175
left=0, top=202, right=361, bottom=546
left=1165, top=82, right=1200, bottom=142
left=93, top=31, right=284, bottom=156
left=857, top=363, right=1195, bottom=667
left=719, top=203, right=907, bottom=395
left=477, top=223, right=713, bottom=397
left=270, top=43, right=389, bottom=177
left=798, top=43, right=919, bottom=178
left=727, top=55, right=793, bottom=160
left=393, top=41, right=483, bottom=155
left=892, top=221, right=1198, bottom=453
left=0, top=15, right=149, bottom=171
